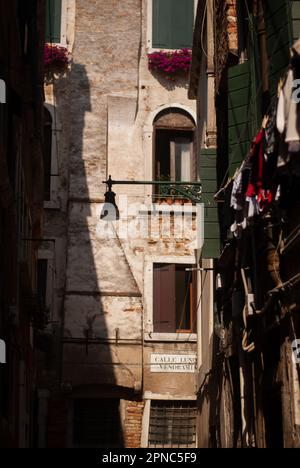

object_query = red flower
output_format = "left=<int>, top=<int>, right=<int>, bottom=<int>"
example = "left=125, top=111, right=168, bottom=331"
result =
left=148, top=49, right=192, bottom=80
left=44, top=44, right=69, bottom=73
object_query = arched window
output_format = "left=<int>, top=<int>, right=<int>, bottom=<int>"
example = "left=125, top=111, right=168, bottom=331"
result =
left=43, top=108, right=53, bottom=202
left=153, top=108, right=196, bottom=196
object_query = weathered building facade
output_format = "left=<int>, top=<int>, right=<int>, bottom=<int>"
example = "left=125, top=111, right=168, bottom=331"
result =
left=0, top=0, right=46, bottom=448
left=39, top=0, right=204, bottom=448
left=190, top=0, right=300, bottom=448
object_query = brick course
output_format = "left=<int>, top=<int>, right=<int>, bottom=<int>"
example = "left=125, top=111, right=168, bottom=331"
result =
left=124, top=400, right=144, bottom=448
left=215, top=0, right=238, bottom=91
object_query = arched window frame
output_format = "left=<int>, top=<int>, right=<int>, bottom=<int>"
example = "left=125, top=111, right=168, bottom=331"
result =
left=143, top=104, right=197, bottom=205
left=153, top=108, right=197, bottom=202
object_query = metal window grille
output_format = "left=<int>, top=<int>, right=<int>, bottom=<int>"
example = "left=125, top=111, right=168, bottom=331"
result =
left=148, top=400, right=197, bottom=448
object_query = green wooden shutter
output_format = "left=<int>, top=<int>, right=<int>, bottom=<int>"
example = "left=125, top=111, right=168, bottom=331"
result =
left=153, top=0, right=194, bottom=49
left=228, top=62, right=253, bottom=177
left=45, top=0, right=62, bottom=43
left=200, top=149, right=220, bottom=259
left=171, top=0, right=194, bottom=49
left=264, top=0, right=291, bottom=98
left=153, top=0, right=172, bottom=48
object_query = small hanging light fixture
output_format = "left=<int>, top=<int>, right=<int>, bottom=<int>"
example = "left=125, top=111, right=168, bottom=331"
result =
left=100, top=177, right=119, bottom=221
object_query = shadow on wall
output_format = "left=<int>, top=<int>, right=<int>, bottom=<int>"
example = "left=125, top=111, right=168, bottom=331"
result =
left=150, top=70, right=190, bottom=92
left=46, top=62, right=125, bottom=449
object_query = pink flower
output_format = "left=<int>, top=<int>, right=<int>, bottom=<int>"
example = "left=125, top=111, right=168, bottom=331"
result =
left=44, top=44, right=69, bottom=72
left=147, top=49, right=192, bottom=80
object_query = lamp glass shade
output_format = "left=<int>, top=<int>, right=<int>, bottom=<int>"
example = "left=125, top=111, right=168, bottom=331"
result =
left=100, top=191, right=119, bottom=221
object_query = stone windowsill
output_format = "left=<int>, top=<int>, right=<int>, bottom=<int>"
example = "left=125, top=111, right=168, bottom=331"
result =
left=144, top=332, right=197, bottom=343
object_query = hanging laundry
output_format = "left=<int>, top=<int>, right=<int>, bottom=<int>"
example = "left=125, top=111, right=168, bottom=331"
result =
left=245, top=129, right=265, bottom=198
left=276, top=39, right=300, bottom=170
left=264, top=99, right=278, bottom=158
left=276, top=68, right=300, bottom=144
left=245, top=129, right=273, bottom=213
left=230, top=154, right=253, bottom=237
left=231, top=156, right=252, bottom=211
left=231, top=170, right=244, bottom=211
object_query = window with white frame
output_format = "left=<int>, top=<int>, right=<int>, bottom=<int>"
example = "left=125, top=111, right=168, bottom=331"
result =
left=151, top=0, right=194, bottom=50
left=45, top=0, right=67, bottom=44
left=148, top=400, right=197, bottom=448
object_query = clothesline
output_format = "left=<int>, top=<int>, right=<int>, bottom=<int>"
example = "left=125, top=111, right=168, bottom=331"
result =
left=217, top=15, right=296, bottom=195
left=220, top=38, right=300, bottom=239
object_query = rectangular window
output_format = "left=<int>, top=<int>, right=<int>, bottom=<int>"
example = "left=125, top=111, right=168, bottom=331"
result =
left=152, top=0, right=194, bottom=49
left=155, top=129, right=194, bottom=185
left=148, top=400, right=197, bottom=448
left=45, top=0, right=62, bottom=43
left=73, top=399, right=123, bottom=448
left=153, top=264, right=197, bottom=333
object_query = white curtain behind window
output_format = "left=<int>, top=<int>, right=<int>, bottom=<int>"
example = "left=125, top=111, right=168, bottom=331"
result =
left=170, top=138, right=192, bottom=181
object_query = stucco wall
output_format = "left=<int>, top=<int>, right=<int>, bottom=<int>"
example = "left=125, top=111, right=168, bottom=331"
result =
left=43, top=0, right=199, bottom=404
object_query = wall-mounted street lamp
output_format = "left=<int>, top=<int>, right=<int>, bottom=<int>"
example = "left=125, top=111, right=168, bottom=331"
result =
left=100, top=175, right=202, bottom=220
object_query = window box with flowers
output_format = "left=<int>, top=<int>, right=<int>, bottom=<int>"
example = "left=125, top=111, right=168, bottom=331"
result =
left=148, top=48, right=192, bottom=81
left=44, top=43, right=70, bottom=81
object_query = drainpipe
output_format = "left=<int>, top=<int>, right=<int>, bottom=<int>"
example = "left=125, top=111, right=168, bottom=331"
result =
left=197, top=267, right=203, bottom=373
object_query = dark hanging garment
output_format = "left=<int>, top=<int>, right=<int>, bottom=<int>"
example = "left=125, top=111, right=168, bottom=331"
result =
left=246, top=130, right=265, bottom=198
left=246, top=129, right=274, bottom=212
left=223, top=180, right=235, bottom=230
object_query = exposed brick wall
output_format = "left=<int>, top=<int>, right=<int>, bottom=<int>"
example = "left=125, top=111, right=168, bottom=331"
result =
left=227, top=1, right=238, bottom=53
left=124, top=400, right=144, bottom=448
left=215, top=0, right=238, bottom=92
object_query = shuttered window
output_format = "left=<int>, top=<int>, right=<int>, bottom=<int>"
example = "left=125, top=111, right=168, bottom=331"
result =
left=264, top=0, right=291, bottom=99
left=148, top=400, right=197, bottom=448
left=153, top=264, right=197, bottom=333
left=228, top=2, right=297, bottom=178
left=228, top=62, right=253, bottom=177
left=200, top=149, right=220, bottom=259
left=73, top=399, right=123, bottom=448
left=45, top=0, right=62, bottom=43
left=152, top=0, right=194, bottom=49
